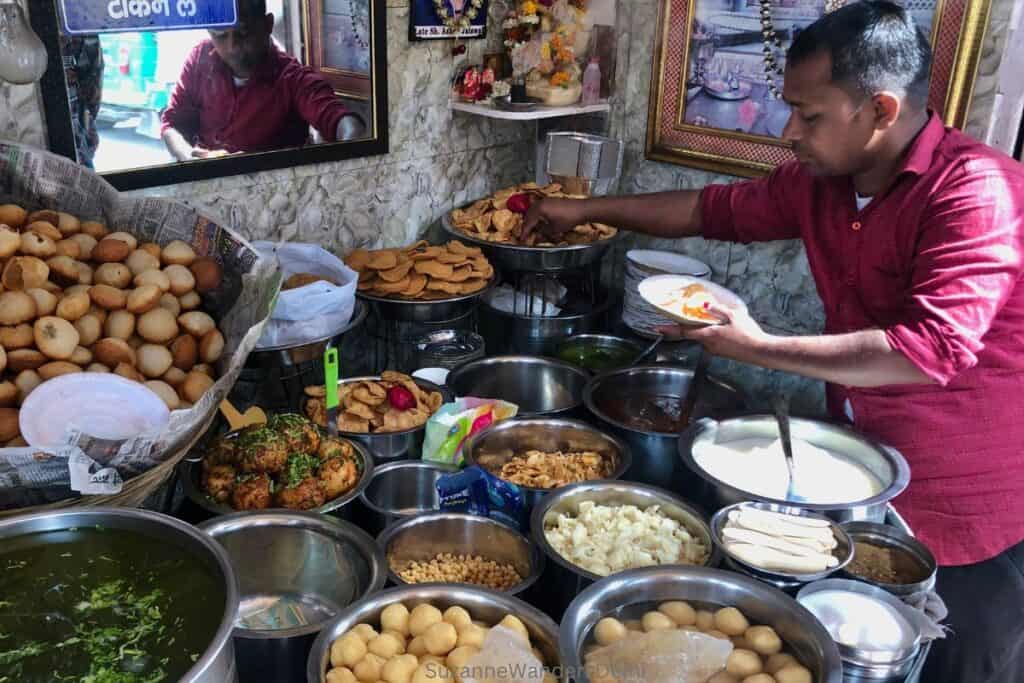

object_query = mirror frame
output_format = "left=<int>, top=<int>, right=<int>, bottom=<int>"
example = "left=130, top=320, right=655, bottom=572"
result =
left=30, top=0, right=389, bottom=192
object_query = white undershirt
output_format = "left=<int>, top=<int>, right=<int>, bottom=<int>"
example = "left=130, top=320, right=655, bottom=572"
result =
left=855, top=193, right=872, bottom=210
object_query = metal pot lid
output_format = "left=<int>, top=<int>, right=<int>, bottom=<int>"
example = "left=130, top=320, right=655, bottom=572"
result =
left=797, top=579, right=923, bottom=666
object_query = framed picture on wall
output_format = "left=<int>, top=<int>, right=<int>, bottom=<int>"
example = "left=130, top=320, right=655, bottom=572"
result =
left=307, top=0, right=373, bottom=99
left=409, top=0, right=488, bottom=41
left=646, top=0, right=992, bottom=177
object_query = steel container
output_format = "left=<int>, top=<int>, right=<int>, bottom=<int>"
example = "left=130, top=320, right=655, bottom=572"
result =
left=583, top=365, right=747, bottom=493
left=477, top=288, right=614, bottom=356
left=312, top=376, right=453, bottom=461
left=307, top=584, right=560, bottom=683
left=560, top=565, right=844, bottom=683
left=355, top=459, right=458, bottom=536
left=530, top=480, right=717, bottom=619
left=840, top=521, right=938, bottom=596
left=448, top=355, right=590, bottom=417
left=0, top=508, right=241, bottom=682
left=200, top=511, right=387, bottom=683
left=181, top=432, right=375, bottom=520
left=553, top=334, right=644, bottom=373
left=462, top=417, right=632, bottom=518
left=377, top=512, right=545, bottom=597
left=679, top=416, right=912, bottom=523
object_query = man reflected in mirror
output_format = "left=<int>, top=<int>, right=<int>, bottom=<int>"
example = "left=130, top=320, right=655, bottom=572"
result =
left=161, top=0, right=366, bottom=160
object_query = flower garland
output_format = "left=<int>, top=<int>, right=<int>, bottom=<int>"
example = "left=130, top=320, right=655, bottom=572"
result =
left=758, top=0, right=784, bottom=99
left=348, top=0, right=369, bottom=50
left=433, top=0, right=485, bottom=32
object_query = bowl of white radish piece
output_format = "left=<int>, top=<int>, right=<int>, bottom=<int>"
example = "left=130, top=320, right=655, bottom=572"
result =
left=710, top=502, right=854, bottom=587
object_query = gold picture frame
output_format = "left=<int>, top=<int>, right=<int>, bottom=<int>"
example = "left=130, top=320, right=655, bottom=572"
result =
left=646, top=0, right=992, bottom=178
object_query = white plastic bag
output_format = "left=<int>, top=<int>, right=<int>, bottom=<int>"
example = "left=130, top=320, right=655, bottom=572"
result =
left=253, top=242, right=357, bottom=349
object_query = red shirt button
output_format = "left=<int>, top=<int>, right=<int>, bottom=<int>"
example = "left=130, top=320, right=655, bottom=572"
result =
left=852, top=221, right=862, bottom=231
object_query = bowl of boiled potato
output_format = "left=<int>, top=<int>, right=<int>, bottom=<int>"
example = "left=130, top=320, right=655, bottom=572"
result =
left=560, top=565, right=842, bottom=683
left=307, top=583, right=560, bottom=683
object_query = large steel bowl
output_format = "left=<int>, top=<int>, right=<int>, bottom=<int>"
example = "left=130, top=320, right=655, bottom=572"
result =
left=312, top=376, right=454, bottom=460
left=462, top=417, right=632, bottom=517
left=307, top=584, right=561, bottom=683
left=0, top=508, right=240, bottom=682
left=447, top=355, right=590, bottom=417
left=679, top=416, right=912, bottom=523
left=200, top=511, right=386, bottom=683
left=355, top=460, right=458, bottom=536
left=530, top=480, right=717, bottom=619
left=181, top=430, right=375, bottom=520
left=560, top=565, right=844, bottom=683
left=356, top=274, right=497, bottom=322
left=442, top=209, right=623, bottom=272
left=477, top=286, right=614, bottom=356
left=377, top=512, right=545, bottom=597
left=583, top=365, right=747, bottom=493
left=554, top=334, right=645, bottom=373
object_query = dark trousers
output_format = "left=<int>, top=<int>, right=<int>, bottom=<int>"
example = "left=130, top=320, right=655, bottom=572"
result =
left=920, top=538, right=1024, bottom=682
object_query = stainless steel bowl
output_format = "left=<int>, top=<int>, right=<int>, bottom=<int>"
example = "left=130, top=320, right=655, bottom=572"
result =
left=314, top=376, right=454, bottom=460
left=200, top=511, right=386, bottom=683
left=356, top=274, right=496, bottom=322
left=679, top=416, right=912, bottom=523
left=840, top=521, right=937, bottom=596
left=530, top=480, right=716, bottom=618
left=377, top=513, right=545, bottom=596
left=356, top=460, right=459, bottom=536
left=447, top=355, right=590, bottom=417
left=477, top=287, right=614, bottom=356
left=307, top=584, right=561, bottom=683
left=797, top=578, right=922, bottom=679
left=181, top=431, right=375, bottom=520
left=560, top=565, right=844, bottom=683
left=442, top=210, right=623, bottom=271
left=710, top=501, right=855, bottom=586
left=0, top=508, right=240, bottom=683
left=554, top=334, right=644, bottom=373
left=584, top=365, right=747, bottom=493
left=463, top=417, right=632, bottom=516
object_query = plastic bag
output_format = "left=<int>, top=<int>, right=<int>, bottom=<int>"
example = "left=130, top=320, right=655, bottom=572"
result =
left=437, top=466, right=525, bottom=531
left=421, top=397, right=519, bottom=466
left=584, top=630, right=733, bottom=683
left=253, top=241, right=357, bottom=349
left=462, top=626, right=546, bottom=683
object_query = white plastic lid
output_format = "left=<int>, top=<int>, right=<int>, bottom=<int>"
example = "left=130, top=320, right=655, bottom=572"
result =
left=19, top=373, right=170, bottom=448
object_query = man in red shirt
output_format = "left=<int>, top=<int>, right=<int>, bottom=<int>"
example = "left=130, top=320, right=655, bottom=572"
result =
left=527, top=2, right=1024, bottom=680
left=161, top=0, right=365, bottom=160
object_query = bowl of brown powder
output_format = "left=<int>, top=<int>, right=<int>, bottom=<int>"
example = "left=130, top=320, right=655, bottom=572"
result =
left=840, top=521, right=937, bottom=595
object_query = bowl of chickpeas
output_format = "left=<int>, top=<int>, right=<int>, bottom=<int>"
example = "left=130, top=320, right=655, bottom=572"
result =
left=560, top=565, right=843, bottom=683
left=378, top=512, right=545, bottom=597
left=306, top=584, right=561, bottom=683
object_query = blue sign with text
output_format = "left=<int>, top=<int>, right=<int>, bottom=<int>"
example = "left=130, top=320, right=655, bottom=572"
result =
left=60, top=0, right=238, bottom=35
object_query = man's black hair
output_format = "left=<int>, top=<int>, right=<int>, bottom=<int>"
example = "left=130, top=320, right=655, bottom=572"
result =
left=238, top=0, right=268, bottom=19
left=787, top=0, right=932, bottom=109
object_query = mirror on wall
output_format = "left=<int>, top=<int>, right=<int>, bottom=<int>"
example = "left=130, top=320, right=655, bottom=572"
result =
left=31, top=0, right=388, bottom=191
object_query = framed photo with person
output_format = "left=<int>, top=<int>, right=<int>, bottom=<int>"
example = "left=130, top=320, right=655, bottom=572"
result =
left=409, top=0, right=489, bottom=41
left=646, top=0, right=992, bottom=177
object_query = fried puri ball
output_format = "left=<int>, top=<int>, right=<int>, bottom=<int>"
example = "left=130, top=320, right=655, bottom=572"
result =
left=275, top=476, right=326, bottom=510
left=318, top=456, right=359, bottom=499
left=202, top=463, right=237, bottom=503
left=231, top=474, right=273, bottom=510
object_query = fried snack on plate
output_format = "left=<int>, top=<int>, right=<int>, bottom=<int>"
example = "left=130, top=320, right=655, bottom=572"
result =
left=304, top=372, right=445, bottom=434
left=448, top=182, right=618, bottom=247
left=343, top=241, right=493, bottom=301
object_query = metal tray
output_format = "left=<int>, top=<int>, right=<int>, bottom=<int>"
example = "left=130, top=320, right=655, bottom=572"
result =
left=441, top=209, right=621, bottom=272
left=356, top=273, right=496, bottom=322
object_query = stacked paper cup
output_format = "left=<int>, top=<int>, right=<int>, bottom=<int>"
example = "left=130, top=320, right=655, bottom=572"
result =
left=623, top=250, right=712, bottom=337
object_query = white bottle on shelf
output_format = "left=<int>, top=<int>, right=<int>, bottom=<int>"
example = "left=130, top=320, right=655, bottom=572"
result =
left=582, top=56, right=602, bottom=105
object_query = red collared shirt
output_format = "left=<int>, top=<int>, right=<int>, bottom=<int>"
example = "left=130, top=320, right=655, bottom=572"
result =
left=161, top=40, right=351, bottom=153
left=701, top=113, right=1024, bottom=566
